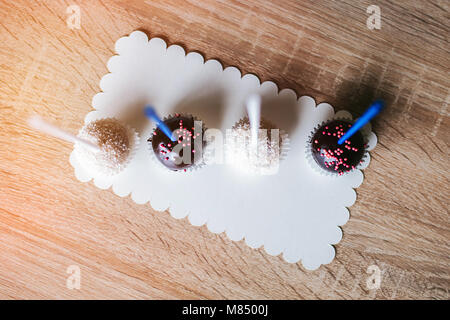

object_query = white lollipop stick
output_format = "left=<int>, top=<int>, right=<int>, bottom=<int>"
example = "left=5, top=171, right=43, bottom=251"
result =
left=28, top=115, right=100, bottom=153
left=246, top=94, right=261, bottom=148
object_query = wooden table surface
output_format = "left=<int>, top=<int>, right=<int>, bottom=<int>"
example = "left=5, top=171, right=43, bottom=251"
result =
left=0, top=0, right=448, bottom=300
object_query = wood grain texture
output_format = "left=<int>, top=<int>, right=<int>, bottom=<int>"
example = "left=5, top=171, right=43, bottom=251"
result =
left=0, top=0, right=448, bottom=299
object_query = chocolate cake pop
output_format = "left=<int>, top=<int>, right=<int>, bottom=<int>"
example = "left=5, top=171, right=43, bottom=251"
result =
left=148, top=114, right=205, bottom=172
left=309, top=119, right=366, bottom=175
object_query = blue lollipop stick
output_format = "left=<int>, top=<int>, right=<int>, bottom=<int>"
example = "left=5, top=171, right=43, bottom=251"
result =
left=144, top=106, right=176, bottom=142
left=337, top=100, right=384, bottom=145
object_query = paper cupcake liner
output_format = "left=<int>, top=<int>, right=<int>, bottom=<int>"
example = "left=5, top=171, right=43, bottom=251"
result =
left=73, top=117, right=140, bottom=177
left=305, top=114, right=369, bottom=177
left=147, top=113, right=208, bottom=174
left=224, top=117, right=290, bottom=175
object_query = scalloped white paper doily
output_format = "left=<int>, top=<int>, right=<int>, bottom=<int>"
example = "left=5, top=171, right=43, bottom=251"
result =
left=70, top=31, right=377, bottom=270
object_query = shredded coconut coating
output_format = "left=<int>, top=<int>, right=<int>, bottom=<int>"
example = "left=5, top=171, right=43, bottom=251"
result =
left=226, top=117, right=282, bottom=175
left=77, top=118, right=131, bottom=175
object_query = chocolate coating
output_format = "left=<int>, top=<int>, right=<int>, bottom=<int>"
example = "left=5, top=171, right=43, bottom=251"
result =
left=310, top=120, right=365, bottom=175
left=148, top=114, right=204, bottom=171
